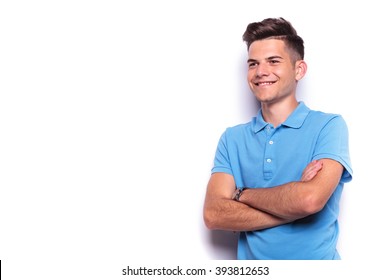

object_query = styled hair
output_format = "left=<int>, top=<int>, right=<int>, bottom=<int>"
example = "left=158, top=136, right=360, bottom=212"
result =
left=242, top=17, right=304, bottom=60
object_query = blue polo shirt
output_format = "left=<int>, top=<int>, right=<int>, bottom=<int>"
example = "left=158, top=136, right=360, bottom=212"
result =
left=212, top=102, right=353, bottom=260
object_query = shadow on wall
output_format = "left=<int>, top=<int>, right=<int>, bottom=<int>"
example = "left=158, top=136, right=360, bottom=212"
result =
left=236, top=52, right=261, bottom=122
left=207, top=230, right=239, bottom=260
left=202, top=53, right=251, bottom=260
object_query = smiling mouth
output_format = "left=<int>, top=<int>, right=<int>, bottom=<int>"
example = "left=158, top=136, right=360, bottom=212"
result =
left=254, top=81, right=275, bottom=86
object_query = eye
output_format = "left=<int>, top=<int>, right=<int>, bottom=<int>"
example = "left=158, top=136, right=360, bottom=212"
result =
left=269, top=59, right=280, bottom=65
left=248, top=62, right=258, bottom=68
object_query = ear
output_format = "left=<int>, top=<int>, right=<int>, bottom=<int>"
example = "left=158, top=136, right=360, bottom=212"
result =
left=295, top=60, right=307, bottom=81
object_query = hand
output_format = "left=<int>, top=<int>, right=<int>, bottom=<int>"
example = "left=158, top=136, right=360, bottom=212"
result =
left=300, top=160, right=323, bottom=182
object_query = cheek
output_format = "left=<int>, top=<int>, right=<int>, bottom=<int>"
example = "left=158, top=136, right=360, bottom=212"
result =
left=247, top=70, right=254, bottom=82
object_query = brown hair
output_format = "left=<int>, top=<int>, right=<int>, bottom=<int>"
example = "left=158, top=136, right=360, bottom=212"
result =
left=242, top=17, right=304, bottom=61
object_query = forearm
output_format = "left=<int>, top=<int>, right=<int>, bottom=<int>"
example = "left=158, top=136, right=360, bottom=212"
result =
left=204, top=197, right=293, bottom=231
left=238, top=159, right=343, bottom=219
left=239, top=182, right=311, bottom=220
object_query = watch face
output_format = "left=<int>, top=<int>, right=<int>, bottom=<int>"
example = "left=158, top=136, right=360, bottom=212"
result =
left=234, top=188, right=243, bottom=201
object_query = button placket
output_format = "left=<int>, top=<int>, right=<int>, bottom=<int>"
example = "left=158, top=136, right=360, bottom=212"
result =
left=263, top=125, right=275, bottom=180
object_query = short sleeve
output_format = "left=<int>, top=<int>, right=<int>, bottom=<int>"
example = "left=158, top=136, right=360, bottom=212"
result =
left=313, top=115, right=353, bottom=183
left=211, top=130, right=233, bottom=175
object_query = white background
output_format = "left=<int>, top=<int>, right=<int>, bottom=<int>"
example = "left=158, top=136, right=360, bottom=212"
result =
left=1, top=0, right=389, bottom=279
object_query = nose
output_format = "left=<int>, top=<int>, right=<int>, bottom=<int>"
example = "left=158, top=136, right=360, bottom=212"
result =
left=255, top=63, right=269, bottom=77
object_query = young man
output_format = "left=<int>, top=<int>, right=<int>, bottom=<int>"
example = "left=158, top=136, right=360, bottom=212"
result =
left=203, top=18, right=353, bottom=260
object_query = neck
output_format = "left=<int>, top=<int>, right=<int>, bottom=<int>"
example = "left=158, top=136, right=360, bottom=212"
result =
left=261, top=99, right=299, bottom=127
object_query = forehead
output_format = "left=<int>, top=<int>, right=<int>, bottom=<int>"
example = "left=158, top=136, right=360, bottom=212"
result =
left=248, top=39, right=289, bottom=59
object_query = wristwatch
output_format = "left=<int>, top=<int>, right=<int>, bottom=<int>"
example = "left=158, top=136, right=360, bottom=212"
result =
left=233, top=187, right=247, bottom=201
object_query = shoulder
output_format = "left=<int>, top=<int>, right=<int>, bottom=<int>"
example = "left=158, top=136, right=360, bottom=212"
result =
left=306, top=109, right=348, bottom=129
left=217, top=119, right=256, bottom=147
left=308, top=108, right=340, bottom=121
left=224, top=119, right=254, bottom=135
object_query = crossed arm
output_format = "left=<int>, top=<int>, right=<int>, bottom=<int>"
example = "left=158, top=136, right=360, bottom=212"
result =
left=203, top=159, right=344, bottom=232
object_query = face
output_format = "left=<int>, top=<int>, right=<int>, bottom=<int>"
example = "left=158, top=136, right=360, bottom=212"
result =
left=247, top=39, right=306, bottom=105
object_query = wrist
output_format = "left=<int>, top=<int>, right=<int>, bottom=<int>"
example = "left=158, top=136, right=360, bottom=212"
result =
left=232, top=187, right=247, bottom=201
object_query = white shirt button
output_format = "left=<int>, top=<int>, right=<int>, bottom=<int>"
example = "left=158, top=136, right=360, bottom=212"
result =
left=269, top=140, right=274, bottom=145
left=266, top=158, right=272, bottom=163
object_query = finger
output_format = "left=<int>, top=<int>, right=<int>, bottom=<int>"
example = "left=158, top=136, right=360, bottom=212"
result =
left=302, top=170, right=316, bottom=181
left=301, top=160, right=323, bottom=181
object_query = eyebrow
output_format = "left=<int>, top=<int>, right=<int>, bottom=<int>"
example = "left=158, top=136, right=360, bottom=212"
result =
left=247, top=58, right=258, bottom=64
left=247, top=56, right=284, bottom=63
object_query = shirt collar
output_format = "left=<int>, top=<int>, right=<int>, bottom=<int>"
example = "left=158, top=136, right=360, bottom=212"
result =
left=252, top=102, right=310, bottom=133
